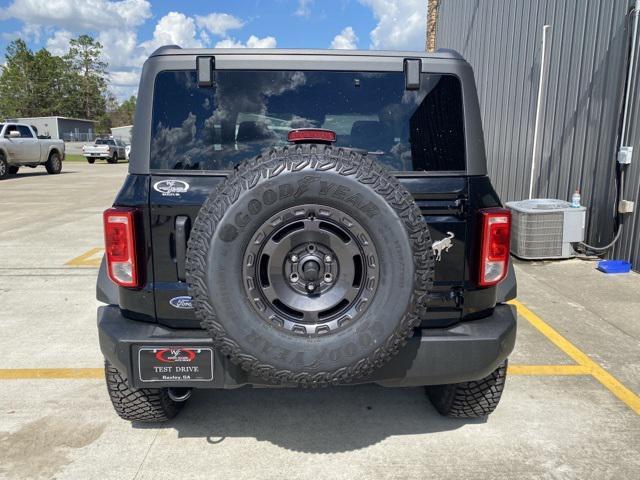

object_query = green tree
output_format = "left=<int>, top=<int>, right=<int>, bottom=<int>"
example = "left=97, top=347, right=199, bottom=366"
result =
left=96, top=92, right=118, bottom=133
left=31, top=49, right=70, bottom=116
left=0, top=40, right=75, bottom=118
left=0, top=35, right=113, bottom=122
left=111, top=95, right=136, bottom=126
left=97, top=94, right=136, bottom=134
left=0, top=39, right=36, bottom=118
left=65, top=34, right=108, bottom=119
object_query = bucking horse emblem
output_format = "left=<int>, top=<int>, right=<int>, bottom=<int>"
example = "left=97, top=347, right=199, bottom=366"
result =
left=432, top=232, right=455, bottom=261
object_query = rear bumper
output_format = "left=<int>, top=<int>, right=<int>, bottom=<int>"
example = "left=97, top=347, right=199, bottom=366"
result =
left=98, top=304, right=516, bottom=389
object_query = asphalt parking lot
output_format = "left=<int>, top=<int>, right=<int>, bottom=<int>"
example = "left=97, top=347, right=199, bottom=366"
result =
left=1, top=163, right=639, bottom=480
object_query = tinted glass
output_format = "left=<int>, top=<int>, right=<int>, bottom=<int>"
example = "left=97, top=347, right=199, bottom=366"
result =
left=151, top=70, right=465, bottom=171
left=96, top=139, right=107, bottom=144
left=17, top=125, right=33, bottom=138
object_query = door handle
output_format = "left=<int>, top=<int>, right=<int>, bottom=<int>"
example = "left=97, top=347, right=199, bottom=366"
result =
left=175, top=216, right=191, bottom=282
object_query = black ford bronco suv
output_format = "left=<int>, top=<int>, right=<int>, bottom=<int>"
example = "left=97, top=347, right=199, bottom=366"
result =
left=97, top=47, right=517, bottom=422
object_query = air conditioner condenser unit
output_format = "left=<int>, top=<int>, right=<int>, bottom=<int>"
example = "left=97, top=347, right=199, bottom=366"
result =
left=506, top=199, right=586, bottom=259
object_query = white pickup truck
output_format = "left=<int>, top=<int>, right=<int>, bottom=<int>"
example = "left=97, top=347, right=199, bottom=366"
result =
left=82, top=138, right=127, bottom=164
left=0, top=123, right=65, bottom=179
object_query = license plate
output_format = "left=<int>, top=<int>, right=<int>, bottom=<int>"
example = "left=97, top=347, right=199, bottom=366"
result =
left=137, top=346, right=214, bottom=382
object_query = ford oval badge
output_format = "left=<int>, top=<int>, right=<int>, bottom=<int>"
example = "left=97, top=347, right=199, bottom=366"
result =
left=169, top=296, right=193, bottom=309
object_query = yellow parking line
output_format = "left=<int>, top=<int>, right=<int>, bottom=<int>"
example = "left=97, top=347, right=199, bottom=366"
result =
left=65, top=247, right=104, bottom=267
left=0, top=368, right=103, bottom=379
left=508, top=364, right=590, bottom=376
left=511, top=299, right=640, bottom=416
left=2, top=300, right=638, bottom=417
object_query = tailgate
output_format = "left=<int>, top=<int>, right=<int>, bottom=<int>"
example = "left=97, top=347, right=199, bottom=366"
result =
left=84, top=146, right=109, bottom=155
left=149, top=174, right=467, bottom=329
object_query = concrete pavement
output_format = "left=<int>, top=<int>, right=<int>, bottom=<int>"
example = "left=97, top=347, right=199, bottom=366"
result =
left=1, top=163, right=639, bottom=479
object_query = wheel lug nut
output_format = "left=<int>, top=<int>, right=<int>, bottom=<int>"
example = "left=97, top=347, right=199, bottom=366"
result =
left=290, top=254, right=299, bottom=263
left=306, top=283, right=316, bottom=292
left=324, top=273, right=333, bottom=283
left=289, top=273, right=299, bottom=283
left=324, top=255, right=332, bottom=263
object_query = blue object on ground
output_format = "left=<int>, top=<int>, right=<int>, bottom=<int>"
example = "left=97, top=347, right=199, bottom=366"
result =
left=597, top=260, right=631, bottom=274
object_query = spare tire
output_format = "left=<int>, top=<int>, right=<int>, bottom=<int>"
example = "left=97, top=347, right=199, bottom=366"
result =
left=186, top=145, right=434, bottom=385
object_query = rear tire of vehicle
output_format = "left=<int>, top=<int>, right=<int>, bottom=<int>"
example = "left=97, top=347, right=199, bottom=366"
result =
left=9, top=166, right=19, bottom=174
left=45, top=152, right=62, bottom=174
left=107, top=153, right=118, bottom=164
left=426, top=360, right=508, bottom=418
left=0, top=154, right=8, bottom=180
left=104, top=360, right=184, bottom=423
left=87, top=158, right=96, bottom=164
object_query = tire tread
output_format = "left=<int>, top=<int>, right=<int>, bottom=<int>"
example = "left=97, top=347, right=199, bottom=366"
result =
left=427, top=361, right=508, bottom=418
left=186, top=145, right=434, bottom=386
left=104, top=361, right=181, bottom=422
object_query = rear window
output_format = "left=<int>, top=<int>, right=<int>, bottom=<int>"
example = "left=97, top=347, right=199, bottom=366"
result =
left=150, top=70, right=465, bottom=172
left=96, top=139, right=115, bottom=145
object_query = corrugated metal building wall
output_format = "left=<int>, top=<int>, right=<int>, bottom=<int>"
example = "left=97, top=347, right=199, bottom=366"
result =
left=436, top=0, right=640, bottom=271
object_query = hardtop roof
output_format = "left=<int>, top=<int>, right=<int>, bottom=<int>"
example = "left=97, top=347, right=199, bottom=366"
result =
left=150, top=46, right=464, bottom=61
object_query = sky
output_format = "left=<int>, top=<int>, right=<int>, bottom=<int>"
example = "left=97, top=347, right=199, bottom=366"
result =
left=0, top=0, right=428, bottom=100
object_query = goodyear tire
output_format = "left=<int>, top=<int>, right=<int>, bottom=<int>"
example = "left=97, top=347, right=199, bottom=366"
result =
left=186, top=145, right=434, bottom=385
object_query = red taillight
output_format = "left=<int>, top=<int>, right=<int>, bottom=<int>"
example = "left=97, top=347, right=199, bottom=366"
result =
left=478, top=208, right=511, bottom=287
left=103, top=207, right=139, bottom=288
left=287, top=129, right=336, bottom=144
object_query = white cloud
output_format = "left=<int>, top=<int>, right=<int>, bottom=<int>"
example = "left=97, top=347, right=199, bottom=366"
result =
left=4, top=0, right=152, bottom=97
left=199, top=30, right=211, bottom=45
left=109, top=84, right=138, bottom=101
left=246, top=35, right=277, bottom=48
left=0, top=0, right=151, bottom=31
left=45, top=30, right=73, bottom=56
left=45, top=28, right=143, bottom=68
left=0, top=31, right=21, bottom=42
left=330, top=27, right=358, bottom=49
left=5, top=4, right=279, bottom=101
left=359, top=0, right=427, bottom=50
left=140, top=11, right=202, bottom=54
left=110, top=70, right=140, bottom=86
left=195, top=13, right=244, bottom=36
left=215, top=35, right=277, bottom=49
left=98, top=30, right=145, bottom=69
left=1, top=23, right=42, bottom=42
left=295, top=0, right=313, bottom=17
left=214, top=38, right=244, bottom=48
